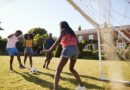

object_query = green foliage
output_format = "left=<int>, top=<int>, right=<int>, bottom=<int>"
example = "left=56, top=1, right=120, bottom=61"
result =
left=92, top=50, right=99, bottom=59
left=28, top=27, right=48, bottom=54
left=33, top=34, right=48, bottom=46
left=28, top=27, right=47, bottom=35
left=54, top=45, right=62, bottom=57
left=80, top=50, right=93, bottom=59
left=78, top=42, right=86, bottom=58
left=0, top=39, right=7, bottom=55
left=0, top=36, right=2, bottom=39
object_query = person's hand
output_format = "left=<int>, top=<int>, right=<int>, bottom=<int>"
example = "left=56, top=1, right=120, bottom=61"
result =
left=40, top=50, right=49, bottom=54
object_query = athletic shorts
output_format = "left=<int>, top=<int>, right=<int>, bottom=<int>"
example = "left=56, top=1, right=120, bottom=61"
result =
left=6, top=48, right=19, bottom=56
left=24, top=48, right=33, bottom=54
left=61, top=45, right=79, bottom=60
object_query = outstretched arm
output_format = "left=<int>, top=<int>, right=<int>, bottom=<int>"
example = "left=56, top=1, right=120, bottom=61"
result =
left=40, top=30, right=65, bottom=54
left=49, top=34, right=63, bottom=52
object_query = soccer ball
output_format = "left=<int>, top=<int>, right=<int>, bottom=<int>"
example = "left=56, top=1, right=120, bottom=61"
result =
left=30, top=68, right=37, bottom=73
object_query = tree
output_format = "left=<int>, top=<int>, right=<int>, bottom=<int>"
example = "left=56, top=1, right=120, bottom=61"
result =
left=28, top=27, right=48, bottom=54
left=28, top=27, right=47, bottom=36
left=33, top=33, right=47, bottom=46
left=0, top=36, right=2, bottom=39
left=28, top=27, right=48, bottom=45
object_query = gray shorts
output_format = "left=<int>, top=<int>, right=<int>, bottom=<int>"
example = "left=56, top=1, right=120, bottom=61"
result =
left=24, top=48, right=33, bottom=54
left=61, top=45, right=79, bottom=60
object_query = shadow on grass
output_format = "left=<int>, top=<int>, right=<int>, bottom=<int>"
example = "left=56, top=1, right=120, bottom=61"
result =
left=62, top=71, right=109, bottom=82
left=38, top=71, right=104, bottom=90
left=62, top=71, right=130, bottom=88
left=13, top=70, right=69, bottom=90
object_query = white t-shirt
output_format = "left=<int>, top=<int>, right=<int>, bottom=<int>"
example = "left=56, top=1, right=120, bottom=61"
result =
left=6, top=35, right=18, bottom=48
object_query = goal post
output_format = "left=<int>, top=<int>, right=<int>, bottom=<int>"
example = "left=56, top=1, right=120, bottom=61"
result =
left=66, top=0, right=130, bottom=84
left=67, top=0, right=103, bottom=79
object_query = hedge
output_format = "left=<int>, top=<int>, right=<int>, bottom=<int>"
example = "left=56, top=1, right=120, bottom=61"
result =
left=54, top=45, right=62, bottom=57
left=0, top=40, right=7, bottom=55
left=0, top=40, right=104, bottom=59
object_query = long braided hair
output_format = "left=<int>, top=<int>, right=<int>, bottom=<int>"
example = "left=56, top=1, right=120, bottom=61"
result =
left=60, top=21, right=76, bottom=37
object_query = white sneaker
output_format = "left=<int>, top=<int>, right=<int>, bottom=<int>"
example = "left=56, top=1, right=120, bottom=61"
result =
left=75, top=86, right=86, bottom=90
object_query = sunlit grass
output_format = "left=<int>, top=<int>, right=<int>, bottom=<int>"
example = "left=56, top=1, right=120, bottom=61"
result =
left=0, top=56, right=130, bottom=90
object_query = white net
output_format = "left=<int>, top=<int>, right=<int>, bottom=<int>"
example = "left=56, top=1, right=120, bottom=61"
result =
left=72, top=0, right=130, bottom=26
left=67, top=0, right=130, bottom=88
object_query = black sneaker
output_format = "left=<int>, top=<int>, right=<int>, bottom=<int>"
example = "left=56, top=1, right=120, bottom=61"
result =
left=19, top=65, right=25, bottom=69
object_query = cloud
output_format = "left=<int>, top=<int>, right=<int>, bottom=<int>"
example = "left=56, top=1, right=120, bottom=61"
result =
left=0, top=0, right=19, bottom=7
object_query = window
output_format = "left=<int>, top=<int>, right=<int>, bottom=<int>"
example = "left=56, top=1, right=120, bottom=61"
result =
left=78, top=35, right=83, bottom=41
left=117, top=43, right=126, bottom=49
left=88, top=35, right=94, bottom=40
left=118, top=32, right=124, bottom=38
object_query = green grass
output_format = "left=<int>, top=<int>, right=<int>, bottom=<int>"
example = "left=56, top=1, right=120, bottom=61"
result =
left=0, top=56, right=130, bottom=90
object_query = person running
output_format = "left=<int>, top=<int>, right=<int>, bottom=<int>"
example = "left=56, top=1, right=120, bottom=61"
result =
left=23, top=33, right=34, bottom=68
left=44, top=21, right=85, bottom=90
left=6, top=30, right=25, bottom=70
left=42, top=33, right=55, bottom=69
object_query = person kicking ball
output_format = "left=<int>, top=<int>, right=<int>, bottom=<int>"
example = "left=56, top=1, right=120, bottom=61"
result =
left=6, top=30, right=25, bottom=70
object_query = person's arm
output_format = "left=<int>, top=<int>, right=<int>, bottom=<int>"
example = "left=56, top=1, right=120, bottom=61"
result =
left=49, top=34, right=63, bottom=52
left=8, top=34, right=14, bottom=38
left=43, top=39, right=47, bottom=50
left=40, top=31, right=65, bottom=54
left=23, top=40, right=25, bottom=47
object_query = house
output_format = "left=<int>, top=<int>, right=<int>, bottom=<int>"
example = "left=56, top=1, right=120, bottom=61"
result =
left=75, top=25, right=130, bottom=50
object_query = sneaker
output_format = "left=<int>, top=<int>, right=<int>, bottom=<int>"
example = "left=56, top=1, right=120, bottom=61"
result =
left=19, top=65, right=25, bottom=69
left=10, top=67, right=13, bottom=71
left=46, top=66, right=49, bottom=70
left=43, top=65, right=45, bottom=68
left=75, top=86, right=86, bottom=90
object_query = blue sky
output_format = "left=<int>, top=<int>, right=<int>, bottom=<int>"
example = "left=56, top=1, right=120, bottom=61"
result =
left=0, top=0, right=130, bottom=38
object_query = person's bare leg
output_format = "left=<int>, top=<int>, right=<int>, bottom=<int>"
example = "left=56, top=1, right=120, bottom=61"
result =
left=69, top=59, right=83, bottom=87
left=46, top=53, right=53, bottom=69
left=43, top=58, right=48, bottom=68
left=53, top=57, right=68, bottom=90
left=24, top=54, right=28, bottom=66
left=43, top=52, right=48, bottom=68
left=10, top=56, right=14, bottom=70
left=16, top=53, right=24, bottom=68
left=29, top=54, right=32, bottom=68
left=46, top=59, right=50, bottom=69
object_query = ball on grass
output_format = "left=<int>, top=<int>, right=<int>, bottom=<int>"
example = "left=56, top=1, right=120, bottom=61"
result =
left=30, top=68, right=37, bottom=73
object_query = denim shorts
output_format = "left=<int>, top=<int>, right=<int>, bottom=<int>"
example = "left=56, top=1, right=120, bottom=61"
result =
left=7, top=48, right=19, bottom=56
left=24, top=48, right=33, bottom=54
left=61, top=45, right=79, bottom=60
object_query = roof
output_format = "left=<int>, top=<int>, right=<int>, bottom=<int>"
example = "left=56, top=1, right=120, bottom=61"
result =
left=75, top=25, right=130, bottom=35
left=75, top=29, right=96, bottom=35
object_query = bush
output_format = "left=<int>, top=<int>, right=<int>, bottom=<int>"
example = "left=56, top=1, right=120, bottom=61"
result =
left=54, top=45, right=62, bottom=57
left=0, top=40, right=7, bottom=55
left=79, top=50, right=93, bottom=59
left=78, top=42, right=86, bottom=58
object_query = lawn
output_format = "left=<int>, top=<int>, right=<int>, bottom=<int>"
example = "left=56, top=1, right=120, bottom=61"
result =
left=0, top=56, right=130, bottom=90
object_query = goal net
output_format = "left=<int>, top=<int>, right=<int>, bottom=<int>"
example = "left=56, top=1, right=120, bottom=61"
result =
left=67, top=0, right=130, bottom=85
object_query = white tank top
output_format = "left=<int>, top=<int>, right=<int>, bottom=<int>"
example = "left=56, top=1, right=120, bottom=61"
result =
left=6, top=35, right=17, bottom=48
